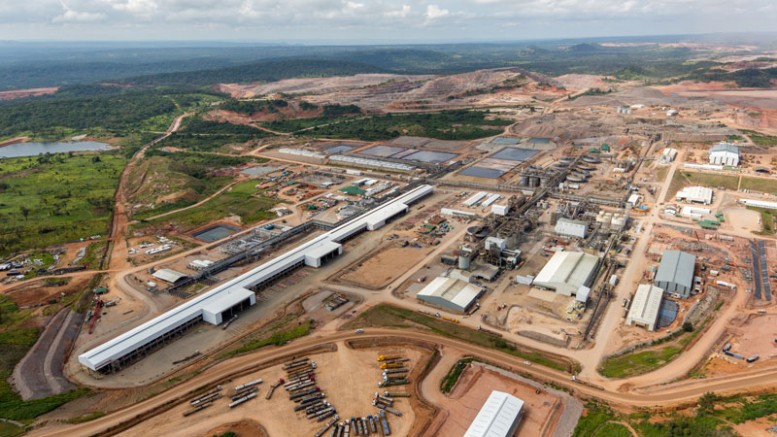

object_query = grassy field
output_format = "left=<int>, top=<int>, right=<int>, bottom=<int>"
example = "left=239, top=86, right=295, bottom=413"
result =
left=440, top=358, right=475, bottom=394
left=740, top=176, right=777, bottom=194
left=574, top=402, right=735, bottom=437
left=0, top=152, right=126, bottom=256
left=345, top=304, right=578, bottom=373
left=222, top=319, right=313, bottom=359
left=599, top=344, right=683, bottom=378
left=127, top=151, right=261, bottom=219
left=747, top=206, right=776, bottom=235
left=668, top=170, right=739, bottom=199
left=741, top=129, right=777, bottom=147
left=138, top=180, right=278, bottom=231
left=0, top=296, right=91, bottom=425
left=655, top=166, right=669, bottom=184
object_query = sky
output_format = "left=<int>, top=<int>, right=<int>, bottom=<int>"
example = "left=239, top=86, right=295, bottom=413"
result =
left=0, top=0, right=775, bottom=42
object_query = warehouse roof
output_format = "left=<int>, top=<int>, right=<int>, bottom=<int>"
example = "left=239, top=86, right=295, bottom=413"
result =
left=655, top=250, right=695, bottom=290
left=710, top=143, right=739, bottom=154
left=464, top=391, right=524, bottom=437
left=676, top=186, right=713, bottom=204
left=534, top=251, right=599, bottom=295
left=151, top=268, right=188, bottom=284
left=417, top=276, right=481, bottom=310
left=627, top=284, right=664, bottom=326
left=79, top=185, right=434, bottom=371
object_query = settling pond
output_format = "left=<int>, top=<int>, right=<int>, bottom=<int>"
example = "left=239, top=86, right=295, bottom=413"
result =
left=0, top=141, right=113, bottom=158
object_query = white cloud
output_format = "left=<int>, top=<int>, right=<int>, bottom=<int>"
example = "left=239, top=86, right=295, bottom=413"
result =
left=105, top=0, right=158, bottom=17
left=385, top=4, right=410, bottom=18
left=426, top=4, right=449, bottom=20
left=53, top=0, right=105, bottom=22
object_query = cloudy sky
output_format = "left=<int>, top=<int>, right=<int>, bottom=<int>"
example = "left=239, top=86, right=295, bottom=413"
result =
left=0, top=0, right=775, bottom=42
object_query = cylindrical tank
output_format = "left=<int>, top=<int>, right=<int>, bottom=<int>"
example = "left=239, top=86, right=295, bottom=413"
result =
left=540, top=176, right=549, bottom=186
left=520, top=175, right=530, bottom=186
left=560, top=157, right=574, bottom=164
left=582, top=155, right=601, bottom=164
left=529, top=176, right=540, bottom=187
left=458, top=255, right=470, bottom=270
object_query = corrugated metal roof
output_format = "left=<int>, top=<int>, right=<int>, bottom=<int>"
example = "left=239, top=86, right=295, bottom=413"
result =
left=79, top=185, right=434, bottom=371
left=152, top=268, right=188, bottom=284
left=534, top=251, right=599, bottom=295
left=710, top=143, right=739, bottom=155
left=655, top=250, right=695, bottom=289
left=627, top=284, right=664, bottom=326
left=464, top=391, right=524, bottom=437
left=417, top=276, right=481, bottom=310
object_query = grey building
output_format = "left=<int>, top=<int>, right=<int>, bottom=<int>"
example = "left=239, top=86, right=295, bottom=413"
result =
left=654, top=250, right=696, bottom=298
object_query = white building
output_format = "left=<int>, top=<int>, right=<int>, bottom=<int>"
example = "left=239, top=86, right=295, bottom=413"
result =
left=464, top=391, right=524, bottom=437
left=79, top=185, right=433, bottom=373
left=554, top=217, right=588, bottom=238
left=709, top=143, right=740, bottom=167
left=491, top=204, right=509, bottom=216
left=416, top=276, right=482, bottom=313
left=533, top=251, right=600, bottom=296
left=627, top=193, right=640, bottom=209
left=676, top=186, right=713, bottom=205
left=680, top=205, right=711, bottom=220
left=626, top=284, right=664, bottom=331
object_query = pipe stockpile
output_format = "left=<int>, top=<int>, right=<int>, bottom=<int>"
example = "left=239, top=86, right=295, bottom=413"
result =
left=231, top=387, right=258, bottom=401
left=266, top=378, right=284, bottom=400
left=189, top=386, right=222, bottom=406
left=234, top=378, right=263, bottom=391
left=383, top=391, right=410, bottom=398
left=282, top=357, right=341, bottom=429
left=228, top=391, right=257, bottom=408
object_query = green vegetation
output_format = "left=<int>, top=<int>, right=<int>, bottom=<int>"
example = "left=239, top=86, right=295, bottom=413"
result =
left=225, top=320, right=313, bottom=358
left=274, top=110, right=512, bottom=141
left=747, top=206, right=776, bottom=235
left=741, top=176, right=777, bottom=194
left=138, top=180, right=278, bottom=230
left=741, top=129, right=777, bottom=147
left=157, top=117, right=273, bottom=153
left=0, top=153, right=126, bottom=256
left=220, top=99, right=289, bottom=114
left=0, top=297, right=91, bottom=423
left=574, top=402, right=736, bottom=437
left=346, top=304, right=577, bottom=373
left=668, top=171, right=739, bottom=199
left=685, top=67, right=777, bottom=88
left=714, top=393, right=777, bottom=424
left=600, top=344, right=683, bottom=378
left=599, top=321, right=705, bottom=378
left=214, top=432, right=237, bottom=437
left=440, top=358, right=475, bottom=393
left=129, top=150, right=261, bottom=219
left=0, top=89, right=216, bottom=140
left=65, top=411, right=105, bottom=424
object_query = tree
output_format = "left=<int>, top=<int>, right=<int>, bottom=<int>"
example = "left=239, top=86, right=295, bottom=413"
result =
left=697, top=392, right=718, bottom=416
left=682, top=322, right=694, bottom=332
left=20, top=206, right=30, bottom=221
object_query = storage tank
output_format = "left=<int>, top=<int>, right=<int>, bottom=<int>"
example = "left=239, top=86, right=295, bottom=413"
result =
left=582, top=155, right=601, bottom=164
left=529, top=176, right=540, bottom=187
left=520, top=175, right=530, bottom=186
left=559, top=157, right=574, bottom=164
left=458, top=255, right=470, bottom=270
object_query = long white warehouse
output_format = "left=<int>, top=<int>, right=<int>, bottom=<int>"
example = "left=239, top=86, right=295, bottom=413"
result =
left=79, top=185, right=433, bottom=373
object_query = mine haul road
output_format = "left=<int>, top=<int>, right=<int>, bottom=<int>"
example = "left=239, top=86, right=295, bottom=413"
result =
left=30, top=328, right=777, bottom=437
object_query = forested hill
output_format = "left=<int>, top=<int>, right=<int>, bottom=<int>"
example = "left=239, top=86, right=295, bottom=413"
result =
left=120, top=59, right=387, bottom=88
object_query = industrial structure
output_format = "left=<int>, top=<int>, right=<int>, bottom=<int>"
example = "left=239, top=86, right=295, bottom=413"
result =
left=416, top=275, right=483, bottom=313
left=463, top=390, right=524, bottom=437
left=78, top=185, right=433, bottom=373
left=709, top=143, right=740, bottom=167
left=626, top=284, right=664, bottom=331
left=675, top=186, right=713, bottom=205
left=533, top=250, right=600, bottom=296
left=654, top=250, right=696, bottom=298
left=554, top=217, right=588, bottom=238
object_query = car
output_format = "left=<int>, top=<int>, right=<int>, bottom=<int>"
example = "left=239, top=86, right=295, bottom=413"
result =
left=355, top=329, right=365, bottom=334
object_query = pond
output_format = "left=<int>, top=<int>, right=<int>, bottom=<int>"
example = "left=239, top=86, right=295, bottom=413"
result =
left=0, top=141, right=113, bottom=158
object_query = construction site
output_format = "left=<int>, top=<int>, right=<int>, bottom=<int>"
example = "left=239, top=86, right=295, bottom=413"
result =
left=8, top=55, right=777, bottom=437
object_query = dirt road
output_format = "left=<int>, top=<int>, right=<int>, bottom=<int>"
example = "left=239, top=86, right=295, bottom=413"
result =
left=30, top=327, right=777, bottom=437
